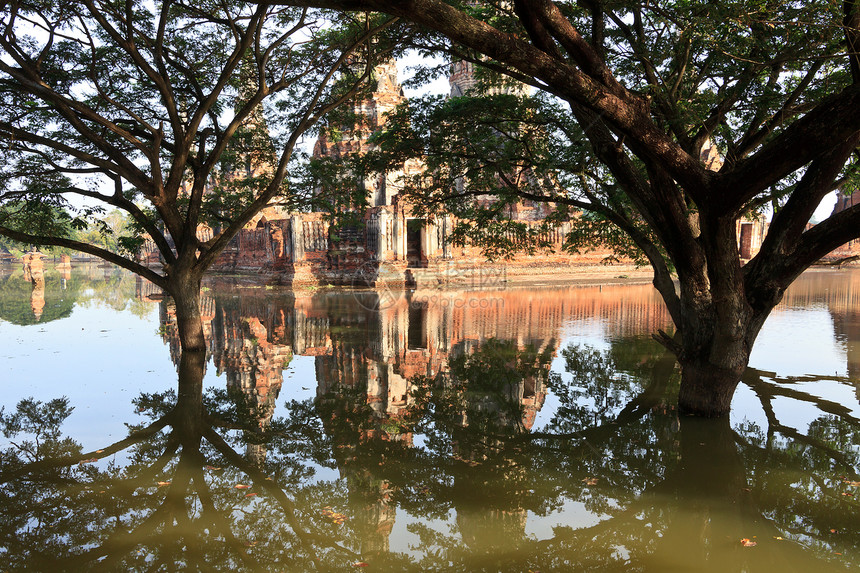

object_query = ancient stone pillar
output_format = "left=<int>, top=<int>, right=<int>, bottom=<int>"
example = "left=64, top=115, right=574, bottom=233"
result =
left=290, top=215, right=304, bottom=262
left=376, top=209, right=390, bottom=261
left=392, top=211, right=404, bottom=260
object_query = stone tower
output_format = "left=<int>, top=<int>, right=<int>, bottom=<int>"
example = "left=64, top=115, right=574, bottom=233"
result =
left=313, top=59, right=410, bottom=208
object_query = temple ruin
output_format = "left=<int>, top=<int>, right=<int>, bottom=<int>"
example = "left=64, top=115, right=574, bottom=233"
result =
left=139, top=60, right=771, bottom=285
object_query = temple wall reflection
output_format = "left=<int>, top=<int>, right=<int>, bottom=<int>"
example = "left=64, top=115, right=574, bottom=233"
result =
left=148, top=272, right=860, bottom=558
left=157, top=283, right=676, bottom=425
left=153, top=281, right=675, bottom=554
left=778, top=270, right=860, bottom=380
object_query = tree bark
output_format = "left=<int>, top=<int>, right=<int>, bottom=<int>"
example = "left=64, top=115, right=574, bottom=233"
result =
left=674, top=294, right=753, bottom=417
left=166, top=266, right=207, bottom=354
left=673, top=216, right=758, bottom=417
left=677, top=360, right=746, bottom=417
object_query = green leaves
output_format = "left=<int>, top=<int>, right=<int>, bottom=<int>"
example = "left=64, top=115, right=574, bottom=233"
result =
left=0, top=397, right=76, bottom=461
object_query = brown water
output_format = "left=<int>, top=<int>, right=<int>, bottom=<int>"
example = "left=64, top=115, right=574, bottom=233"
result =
left=0, top=265, right=858, bottom=571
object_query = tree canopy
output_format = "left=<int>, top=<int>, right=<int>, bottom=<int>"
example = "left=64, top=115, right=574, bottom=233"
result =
left=0, top=1, right=397, bottom=279
left=0, top=0, right=408, bottom=351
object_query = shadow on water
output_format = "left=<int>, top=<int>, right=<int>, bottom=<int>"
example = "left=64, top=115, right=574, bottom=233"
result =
left=1, top=274, right=859, bottom=571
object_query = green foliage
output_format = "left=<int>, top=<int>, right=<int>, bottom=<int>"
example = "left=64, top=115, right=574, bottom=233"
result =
left=0, top=197, right=75, bottom=244
left=0, top=2, right=409, bottom=278
left=351, top=90, right=662, bottom=262
left=0, top=397, right=75, bottom=446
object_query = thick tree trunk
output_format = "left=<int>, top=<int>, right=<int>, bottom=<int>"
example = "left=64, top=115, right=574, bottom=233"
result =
left=167, top=268, right=206, bottom=353
left=677, top=360, right=747, bottom=417
left=671, top=267, right=778, bottom=416
left=673, top=287, right=759, bottom=417
left=673, top=216, right=760, bottom=417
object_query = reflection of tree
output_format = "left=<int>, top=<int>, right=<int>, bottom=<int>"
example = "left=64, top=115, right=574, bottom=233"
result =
left=544, top=337, right=679, bottom=436
left=400, top=340, right=858, bottom=571
left=738, top=369, right=860, bottom=556
left=2, top=337, right=859, bottom=571
left=0, top=351, right=360, bottom=571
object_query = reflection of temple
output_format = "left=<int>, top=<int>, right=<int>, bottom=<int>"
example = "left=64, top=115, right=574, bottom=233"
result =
left=157, top=282, right=674, bottom=433
left=156, top=280, right=673, bottom=554
left=160, top=294, right=292, bottom=465
left=781, top=269, right=860, bottom=386
left=21, top=250, right=46, bottom=321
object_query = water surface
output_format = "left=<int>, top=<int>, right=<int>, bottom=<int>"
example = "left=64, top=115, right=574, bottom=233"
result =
left=1, top=264, right=858, bottom=571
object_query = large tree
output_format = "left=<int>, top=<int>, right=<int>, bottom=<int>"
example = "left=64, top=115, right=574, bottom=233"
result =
left=0, top=0, right=397, bottom=352
left=274, top=0, right=860, bottom=416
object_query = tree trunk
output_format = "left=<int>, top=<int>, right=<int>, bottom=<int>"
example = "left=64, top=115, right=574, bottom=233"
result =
left=673, top=217, right=759, bottom=417
left=167, top=268, right=207, bottom=353
left=677, top=359, right=746, bottom=417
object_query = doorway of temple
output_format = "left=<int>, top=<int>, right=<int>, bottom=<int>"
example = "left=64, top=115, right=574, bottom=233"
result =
left=406, top=219, right=426, bottom=268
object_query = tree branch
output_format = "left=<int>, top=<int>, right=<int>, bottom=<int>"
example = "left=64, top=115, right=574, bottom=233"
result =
left=0, top=226, right=167, bottom=288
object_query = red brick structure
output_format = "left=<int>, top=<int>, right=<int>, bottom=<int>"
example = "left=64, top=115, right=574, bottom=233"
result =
left=139, top=61, right=770, bottom=283
left=827, top=188, right=860, bottom=260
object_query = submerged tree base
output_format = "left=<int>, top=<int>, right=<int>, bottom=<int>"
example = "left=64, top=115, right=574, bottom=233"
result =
left=677, top=364, right=743, bottom=417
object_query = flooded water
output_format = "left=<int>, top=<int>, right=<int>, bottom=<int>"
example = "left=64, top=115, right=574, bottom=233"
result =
left=1, top=263, right=858, bottom=571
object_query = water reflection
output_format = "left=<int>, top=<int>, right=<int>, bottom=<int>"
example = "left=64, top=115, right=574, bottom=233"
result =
left=0, top=263, right=147, bottom=325
left=1, top=270, right=859, bottom=570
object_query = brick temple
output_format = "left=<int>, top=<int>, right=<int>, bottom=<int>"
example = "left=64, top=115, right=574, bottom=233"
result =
left=140, top=59, right=770, bottom=285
